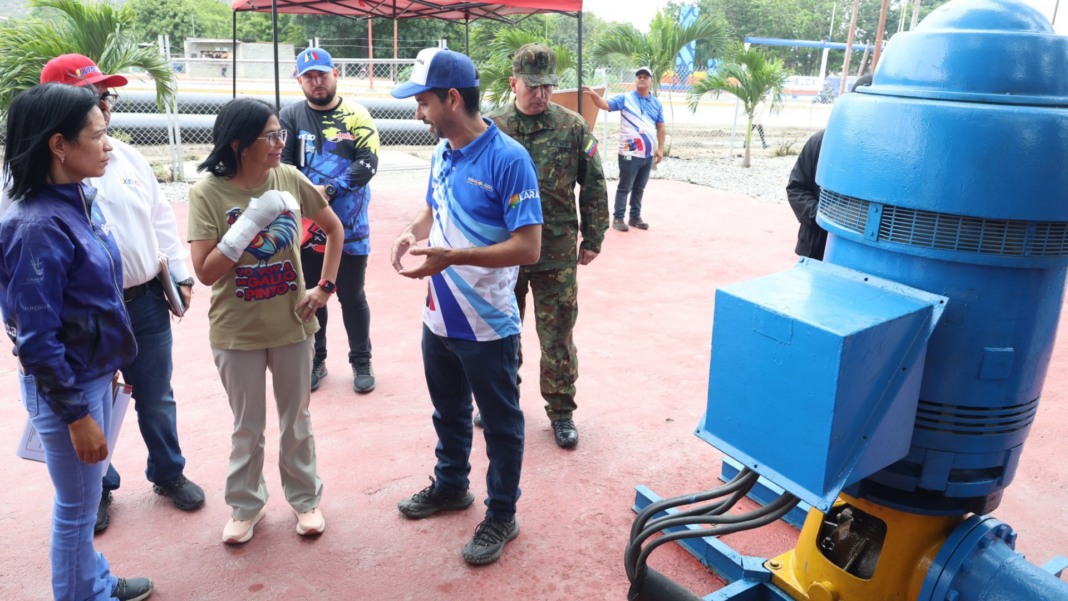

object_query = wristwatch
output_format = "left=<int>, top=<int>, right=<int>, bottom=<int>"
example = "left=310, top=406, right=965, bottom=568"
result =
left=318, top=279, right=337, bottom=294
left=176, top=278, right=194, bottom=287
left=324, top=182, right=338, bottom=200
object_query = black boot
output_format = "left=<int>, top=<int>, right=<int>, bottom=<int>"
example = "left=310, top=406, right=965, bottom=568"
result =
left=552, top=419, right=579, bottom=448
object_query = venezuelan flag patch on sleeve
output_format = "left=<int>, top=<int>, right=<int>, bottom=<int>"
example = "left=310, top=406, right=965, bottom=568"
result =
left=584, top=139, right=597, bottom=157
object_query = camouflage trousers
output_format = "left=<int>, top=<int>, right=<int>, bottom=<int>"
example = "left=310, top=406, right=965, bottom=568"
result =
left=515, top=265, right=579, bottom=422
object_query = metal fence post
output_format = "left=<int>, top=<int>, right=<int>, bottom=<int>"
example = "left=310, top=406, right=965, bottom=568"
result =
left=164, top=35, right=184, bottom=182
left=158, top=35, right=180, bottom=182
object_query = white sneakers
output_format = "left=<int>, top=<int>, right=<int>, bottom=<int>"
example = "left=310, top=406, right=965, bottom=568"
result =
left=222, top=506, right=326, bottom=542
left=296, top=507, right=326, bottom=536
left=222, top=506, right=267, bottom=544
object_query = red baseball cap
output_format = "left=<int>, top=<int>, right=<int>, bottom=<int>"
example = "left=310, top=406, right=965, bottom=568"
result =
left=40, top=54, right=128, bottom=88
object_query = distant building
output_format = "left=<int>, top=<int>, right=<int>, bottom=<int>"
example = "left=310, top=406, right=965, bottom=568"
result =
left=183, top=38, right=295, bottom=80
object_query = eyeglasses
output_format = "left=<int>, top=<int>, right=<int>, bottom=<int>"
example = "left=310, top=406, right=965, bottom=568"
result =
left=99, top=91, right=117, bottom=108
left=257, top=129, right=288, bottom=146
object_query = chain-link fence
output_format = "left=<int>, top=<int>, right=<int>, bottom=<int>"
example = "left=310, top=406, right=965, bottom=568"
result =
left=2, top=59, right=854, bottom=181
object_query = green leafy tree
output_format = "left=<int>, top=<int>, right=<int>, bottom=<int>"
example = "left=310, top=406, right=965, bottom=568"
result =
left=127, top=0, right=232, bottom=43
left=0, top=0, right=176, bottom=116
left=478, top=28, right=578, bottom=108
left=688, top=43, right=789, bottom=167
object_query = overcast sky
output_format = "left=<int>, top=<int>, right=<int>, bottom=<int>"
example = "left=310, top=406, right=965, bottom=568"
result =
left=582, top=0, right=1068, bottom=35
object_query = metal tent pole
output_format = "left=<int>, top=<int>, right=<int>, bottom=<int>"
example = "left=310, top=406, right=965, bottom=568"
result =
left=232, top=10, right=237, bottom=98
left=465, top=17, right=470, bottom=54
left=871, top=0, right=891, bottom=72
left=840, top=0, right=860, bottom=96
left=577, top=11, right=583, bottom=116
left=272, top=0, right=280, bottom=110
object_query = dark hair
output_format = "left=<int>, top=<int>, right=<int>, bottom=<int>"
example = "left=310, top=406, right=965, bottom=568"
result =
left=197, top=98, right=277, bottom=178
left=851, top=75, right=874, bottom=93
left=2, top=83, right=99, bottom=202
left=430, top=86, right=481, bottom=118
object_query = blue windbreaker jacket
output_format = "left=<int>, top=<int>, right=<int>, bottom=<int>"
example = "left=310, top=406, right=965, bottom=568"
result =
left=0, top=182, right=136, bottom=424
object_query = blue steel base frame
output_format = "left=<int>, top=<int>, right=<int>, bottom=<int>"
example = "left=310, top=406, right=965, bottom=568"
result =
left=633, top=458, right=1068, bottom=601
left=631, top=458, right=811, bottom=601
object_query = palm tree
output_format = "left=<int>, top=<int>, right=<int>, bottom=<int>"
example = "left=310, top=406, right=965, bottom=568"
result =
left=589, top=9, right=731, bottom=154
left=480, top=28, right=578, bottom=108
left=0, top=0, right=175, bottom=117
left=688, top=44, right=790, bottom=168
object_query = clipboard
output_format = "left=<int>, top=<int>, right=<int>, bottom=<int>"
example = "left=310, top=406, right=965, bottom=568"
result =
left=17, top=381, right=133, bottom=471
left=158, top=256, right=186, bottom=318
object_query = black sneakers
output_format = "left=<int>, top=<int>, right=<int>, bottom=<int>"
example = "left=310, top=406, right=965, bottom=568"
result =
left=152, top=475, right=206, bottom=511
left=95, top=491, right=112, bottom=533
left=628, top=217, right=650, bottom=230
left=353, top=359, right=375, bottom=393
left=398, top=477, right=475, bottom=519
left=552, top=419, right=579, bottom=448
left=462, top=516, right=520, bottom=565
left=612, top=218, right=629, bottom=232
left=113, top=577, right=153, bottom=601
left=311, top=362, right=328, bottom=391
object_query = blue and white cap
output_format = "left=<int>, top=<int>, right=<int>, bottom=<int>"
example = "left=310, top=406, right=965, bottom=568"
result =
left=391, top=48, right=479, bottom=98
left=297, top=48, right=334, bottom=77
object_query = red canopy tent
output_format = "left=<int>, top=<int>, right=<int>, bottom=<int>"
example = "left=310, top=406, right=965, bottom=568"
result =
left=229, top=0, right=585, bottom=110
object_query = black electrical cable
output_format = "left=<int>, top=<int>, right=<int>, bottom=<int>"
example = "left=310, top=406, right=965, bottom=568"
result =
left=629, top=469, right=757, bottom=543
left=643, top=473, right=759, bottom=531
left=625, top=485, right=792, bottom=581
left=628, top=493, right=801, bottom=586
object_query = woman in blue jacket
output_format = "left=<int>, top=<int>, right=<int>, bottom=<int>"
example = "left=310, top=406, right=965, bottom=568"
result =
left=0, top=83, right=153, bottom=601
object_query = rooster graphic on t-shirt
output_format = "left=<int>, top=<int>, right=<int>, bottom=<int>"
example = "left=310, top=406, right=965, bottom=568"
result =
left=225, top=208, right=301, bottom=301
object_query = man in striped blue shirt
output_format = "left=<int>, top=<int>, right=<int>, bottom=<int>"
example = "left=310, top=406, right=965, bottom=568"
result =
left=584, top=66, right=666, bottom=231
left=389, top=48, right=543, bottom=566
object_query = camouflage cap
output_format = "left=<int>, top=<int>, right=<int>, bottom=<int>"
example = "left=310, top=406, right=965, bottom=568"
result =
left=512, top=43, right=559, bottom=87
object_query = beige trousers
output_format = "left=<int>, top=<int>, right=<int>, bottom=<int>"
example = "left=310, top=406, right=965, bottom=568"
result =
left=211, top=336, right=321, bottom=520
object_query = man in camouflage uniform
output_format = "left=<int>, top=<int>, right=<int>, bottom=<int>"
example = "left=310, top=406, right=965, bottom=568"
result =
left=484, top=43, right=610, bottom=448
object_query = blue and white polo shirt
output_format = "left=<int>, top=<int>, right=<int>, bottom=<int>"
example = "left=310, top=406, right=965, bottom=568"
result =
left=424, top=119, right=543, bottom=342
left=607, top=90, right=665, bottom=159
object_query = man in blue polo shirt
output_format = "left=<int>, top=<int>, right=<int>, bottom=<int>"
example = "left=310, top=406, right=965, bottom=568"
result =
left=583, top=66, right=665, bottom=231
left=388, top=48, right=543, bottom=566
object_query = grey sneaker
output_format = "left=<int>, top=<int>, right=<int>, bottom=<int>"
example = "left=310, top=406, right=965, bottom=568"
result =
left=612, top=218, right=629, bottom=232
left=462, top=516, right=520, bottom=565
left=113, top=577, right=153, bottom=601
left=353, top=359, right=375, bottom=393
left=398, top=476, right=475, bottom=519
left=311, top=362, right=328, bottom=392
left=474, top=412, right=483, bottom=428
left=628, top=217, right=649, bottom=230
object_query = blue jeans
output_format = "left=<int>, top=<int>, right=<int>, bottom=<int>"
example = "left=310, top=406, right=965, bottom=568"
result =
left=422, top=325, right=524, bottom=521
left=103, top=286, right=185, bottom=493
left=22, top=372, right=119, bottom=601
left=615, top=155, right=655, bottom=220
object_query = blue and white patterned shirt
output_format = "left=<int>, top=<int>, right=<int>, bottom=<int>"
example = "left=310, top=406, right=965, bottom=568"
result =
left=423, top=120, right=543, bottom=342
left=607, top=91, right=665, bottom=158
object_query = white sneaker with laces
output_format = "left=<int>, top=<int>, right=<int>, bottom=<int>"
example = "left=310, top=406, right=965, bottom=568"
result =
left=296, top=506, right=326, bottom=536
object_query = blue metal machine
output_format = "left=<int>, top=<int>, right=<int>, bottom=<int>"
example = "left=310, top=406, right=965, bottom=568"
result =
left=630, top=1, right=1068, bottom=599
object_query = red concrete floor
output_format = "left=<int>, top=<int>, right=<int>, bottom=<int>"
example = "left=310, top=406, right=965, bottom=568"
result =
left=2, top=178, right=1067, bottom=600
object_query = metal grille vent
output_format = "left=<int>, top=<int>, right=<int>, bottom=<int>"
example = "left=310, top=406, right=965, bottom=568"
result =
left=914, top=399, right=1039, bottom=437
left=818, top=190, right=869, bottom=234
left=818, top=190, right=1068, bottom=258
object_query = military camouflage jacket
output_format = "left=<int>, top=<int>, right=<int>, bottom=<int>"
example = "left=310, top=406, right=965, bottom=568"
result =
left=487, top=102, right=609, bottom=271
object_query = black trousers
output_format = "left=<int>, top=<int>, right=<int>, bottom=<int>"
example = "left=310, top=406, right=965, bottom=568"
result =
left=301, top=248, right=371, bottom=365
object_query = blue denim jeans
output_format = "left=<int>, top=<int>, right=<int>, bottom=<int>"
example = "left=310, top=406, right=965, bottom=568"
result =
left=103, top=286, right=185, bottom=492
left=614, top=155, right=655, bottom=220
left=22, top=372, right=119, bottom=601
left=422, top=325, right=524, bottom=521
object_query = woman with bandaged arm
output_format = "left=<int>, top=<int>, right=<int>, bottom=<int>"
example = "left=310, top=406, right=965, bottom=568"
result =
left=187, top=98, right=343, bottom=544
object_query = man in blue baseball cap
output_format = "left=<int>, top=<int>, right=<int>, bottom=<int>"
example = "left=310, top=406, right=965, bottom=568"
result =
left=281, top=48, right=381, bottom=394
left=390, top=48, right=543, bottom=566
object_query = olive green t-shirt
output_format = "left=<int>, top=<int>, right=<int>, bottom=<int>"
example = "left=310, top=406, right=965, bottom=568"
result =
left=187, top=165, right=329, bottom=350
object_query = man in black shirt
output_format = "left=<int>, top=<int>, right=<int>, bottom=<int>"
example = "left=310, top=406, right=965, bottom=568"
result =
left=280, top=48, right=380, bottom=393
left=787, top=75, right=872, bottom=260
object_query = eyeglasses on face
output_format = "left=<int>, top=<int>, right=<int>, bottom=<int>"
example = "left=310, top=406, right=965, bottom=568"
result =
left=99, top=91, right=117, bottom=108
left=257, top=129, right=288, bottom=146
